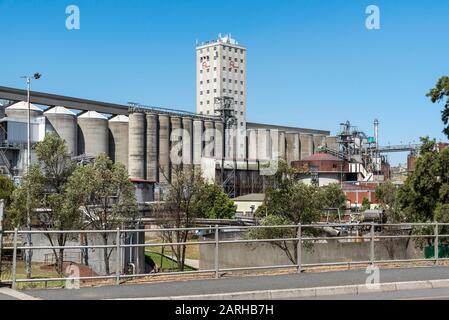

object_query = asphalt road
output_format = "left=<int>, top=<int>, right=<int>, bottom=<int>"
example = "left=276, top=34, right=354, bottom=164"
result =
left=12, top=266, right=449, bottom=300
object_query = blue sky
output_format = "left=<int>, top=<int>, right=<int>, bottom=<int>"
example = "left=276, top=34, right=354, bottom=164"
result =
left=1, top=0, right=448, bottom=164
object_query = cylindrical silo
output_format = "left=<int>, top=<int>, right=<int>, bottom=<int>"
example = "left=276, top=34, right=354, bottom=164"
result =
left=269, top=130, right=280, bottom=161
left=214, top=120, right=224, bottom=160
left=203, top=120, right=215, bottom=158
left=278, top=131, right=286, bottom=161
left=6, top=101, right=43, bottom=119
left=248, top=129, right=258, bottom=160
left=326, top=136, right=339, bottom=153
left=193, top=119, right=203, bottom=166
left=146, top=113, right=158, bottom=182
left=286, top=132, right=300, bottom=165
left=158, top=114, right=170, bottom=184
left=128, top=112, right=145, bottom=179
left=182, top=117, right=193, bottom=167
left=300, top=133, right=314, bottom=159
left=77, top=111, right=108, bottom=157
left=170, top=117, right=183, bottom=182
left=257, top=129, right=270, bottom=161
left=44, top=106, right=77, bottom=156
left=108, top=115, right=129, bottom=169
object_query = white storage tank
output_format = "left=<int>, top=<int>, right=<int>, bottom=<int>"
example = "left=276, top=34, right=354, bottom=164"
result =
left=5, top=101, right=45, bottom=144
left=77, top=111, right=109, bottom=157
left=44, top=106, right=77, bottom=156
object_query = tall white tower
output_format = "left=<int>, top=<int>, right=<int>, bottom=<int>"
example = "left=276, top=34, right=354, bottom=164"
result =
left=196, top=34, right=247, bottom=132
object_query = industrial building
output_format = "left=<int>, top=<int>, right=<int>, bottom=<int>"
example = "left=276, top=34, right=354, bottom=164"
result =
left=1, top=35, right=410, bottom=201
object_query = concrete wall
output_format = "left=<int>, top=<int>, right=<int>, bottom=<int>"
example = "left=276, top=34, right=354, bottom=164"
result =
left=199, top=235, right=422, bottom=270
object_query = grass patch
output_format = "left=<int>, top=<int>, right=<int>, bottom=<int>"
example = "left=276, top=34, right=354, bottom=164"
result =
left=145, top=251, right=196, bottom=272
left=1, top=261, right=65, bottom=289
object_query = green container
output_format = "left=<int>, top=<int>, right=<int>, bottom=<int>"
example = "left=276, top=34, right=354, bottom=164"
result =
left=424, top=244, right=449, bottom=258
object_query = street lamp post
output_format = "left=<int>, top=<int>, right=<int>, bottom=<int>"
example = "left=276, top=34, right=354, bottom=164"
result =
left=21, top=73, right=41, bottom=279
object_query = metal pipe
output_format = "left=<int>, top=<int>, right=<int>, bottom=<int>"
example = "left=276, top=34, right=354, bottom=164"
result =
left=214, top=225, right=219, bottom=279
left=11, top=228, right=18, bottom=290
left=297, top=224, right=302, bottom=273
left=370, top=222, right=375, bottom=265
left=115, top=228, right=120, bottom=285
left=435, top=222, right=439, bottom=265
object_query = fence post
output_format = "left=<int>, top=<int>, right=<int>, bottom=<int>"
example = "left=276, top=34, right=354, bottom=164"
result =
left=11, top=228, right=18, bottom=290
left=214, top=225, right=219, bottom=279
left=434, top=222, right=439, bottom=265
left=370, top=222, right=375, bottom=265
left=115, top=228, right=121, bottom=285
left=297, top=223, right=302, bottom=273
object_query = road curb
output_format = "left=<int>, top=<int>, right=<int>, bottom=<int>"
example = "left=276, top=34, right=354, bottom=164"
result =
left=124, top=279, right=449, bottom=300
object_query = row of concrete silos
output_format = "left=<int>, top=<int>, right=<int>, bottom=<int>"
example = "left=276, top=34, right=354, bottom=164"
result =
left=247, top=129, right=329, bottom=164
left=4, top=102, right=338, bottom=184
left=5, top=103, right=127, bottom=164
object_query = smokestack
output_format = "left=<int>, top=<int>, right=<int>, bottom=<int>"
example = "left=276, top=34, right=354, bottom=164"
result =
left=374, top=119, right=379, bottom=147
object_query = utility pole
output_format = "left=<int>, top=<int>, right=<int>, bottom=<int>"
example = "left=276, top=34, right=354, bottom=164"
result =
left=20, top=72, right=41, bottom=279
left=214, top=96, right=236, bottom=198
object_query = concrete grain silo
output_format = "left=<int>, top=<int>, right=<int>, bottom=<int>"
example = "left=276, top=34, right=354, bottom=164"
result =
left=6, top=101, right=43, bottom=119
left=203, top=120, right=215, bottom=158
left=108, top=115, right=129, bottom=169
left=278, top=131, right=286, bottom=161
left=182, top=117, right=193, bottom=167
left=214, top=120, right=224, bottom=160
left=269, top=130, right=280, bottom=160
left=158, top=114, right=170, bottom=184
left=300, top=133, right=314, bottom=159
left=286, top=132, right=300, bottom=164
left=247, top=129, right=257, bottom=160
left=193, top=119, right=203, bottom=166
left=128, top=113, right=145, bottom=179
left=257, top=129, right=270, bottom=161
left=170, top=116, right=183, bottom=172
left=146, top=113, right=158, bottom=182
left=44, top=106, right=78, bottom=156
left=77, top=111, right=108, bottom=157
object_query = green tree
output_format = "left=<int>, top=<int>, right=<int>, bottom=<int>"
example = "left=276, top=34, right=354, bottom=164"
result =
left=8, top=133, right=79, bottom=275
left=361, top=198, right=371, bottom=212
left=64, top=153, right=138, bottom=275
left=154, top=165, right=206, bottom=271
left=427, top=76, right=449, bottom=139
left=398, top=137, right=441, bottom=223
left=376, top=181, right=402, bottom=223
left=0, top=175, right=14, bottom=205
left=322, top=183, right=347, bottom=210
left=193, top=183, right=236, bottom=220
left=251, top=161, right=324, bottom=265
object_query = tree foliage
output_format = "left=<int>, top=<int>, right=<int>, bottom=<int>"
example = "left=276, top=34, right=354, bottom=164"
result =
left=0, top=175, right=14, bottom=205
left=252, top=161, right=325, bottom=265
left=427, top=76, right=449, bottom=139
left=64, top=153, right=138, bottom=275
left=8, top=133, right=79, bottom=275
left=192, top=183, right=236, bottom=220
left=322, top=183, right=347, bottom=210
